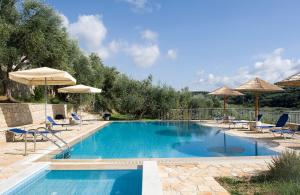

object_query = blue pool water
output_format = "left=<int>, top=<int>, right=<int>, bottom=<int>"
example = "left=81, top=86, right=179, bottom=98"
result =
left=57, top=121, right=278, bottom=159
left=7, top=170, right=142, bottom=195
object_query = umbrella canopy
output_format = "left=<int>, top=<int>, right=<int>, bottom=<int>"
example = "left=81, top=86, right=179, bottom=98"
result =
left=209, top=86, right=244, bottom=116
left=235, top=77, right=283, bottom=120
left=209, top=86, right=244, bottom=96
left=58, top=84, right=102, bottom=93
left=235, top=77, right=283, bottom=92
left=9, top=67, right=76, bottom=127
left=58, top=84, right=101, bottom=127
left=9, top=67, right=76, bottom=86
left=275, top=72, right=300, bottom=87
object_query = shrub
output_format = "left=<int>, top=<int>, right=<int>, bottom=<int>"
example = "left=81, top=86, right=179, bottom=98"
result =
left=267, top=150, right=300, bottom=182
left=50, top=97, right=61, bottom=104
left=33, top=87, right=44, bottom=101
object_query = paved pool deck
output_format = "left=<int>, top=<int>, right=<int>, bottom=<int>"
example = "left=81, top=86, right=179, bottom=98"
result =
left=0, top=119, right=300, bottom=195
left=0, top=120, right=110, bottom=181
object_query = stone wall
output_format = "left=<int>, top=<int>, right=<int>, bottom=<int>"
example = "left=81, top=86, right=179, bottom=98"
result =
left=0, top=103, right=67, bottom=129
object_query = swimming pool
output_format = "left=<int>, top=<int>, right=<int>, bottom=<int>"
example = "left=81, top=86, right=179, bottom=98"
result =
left=56, top=121, right=278, bottom=159
left=5, top=169, right=142, bottom=195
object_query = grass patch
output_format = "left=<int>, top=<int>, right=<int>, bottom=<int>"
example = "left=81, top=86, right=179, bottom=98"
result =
left=110, top=113, right=135, bottom=120
left=110, top=113, right=156, bottom=121
left=217, top=177, right=300, bottom=195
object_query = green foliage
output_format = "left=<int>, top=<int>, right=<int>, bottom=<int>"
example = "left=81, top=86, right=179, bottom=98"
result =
left=189, top=94, right=217, bottom=109
left=269, top=181, right=300, bottom=195
left=218, top=176, right=300, bottom=195
left=0, top=0, right=73, bottom=99
left=32, top=86, right=43, bottom=101
left=50, top=97, right=61, bottom=104
left=110, top=113, right=135, bottom=121
left=266, top=150, right=300, bottom=182
left=229, top=88, right=300, bottom=109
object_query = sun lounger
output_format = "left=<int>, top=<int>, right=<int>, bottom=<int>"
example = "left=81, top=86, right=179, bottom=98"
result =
left=7, top=127, right=61, bottom=142
left=254, top=114, right=294, bottom=137
left=214, top=116, right=223, bottom=123
left=72, top=112, right=101, bottom=122
left=230, top=114, right=263, bottom=129
left=47, top=116, right=70, bottom=130
left=71, top=112, right=81, bottom=121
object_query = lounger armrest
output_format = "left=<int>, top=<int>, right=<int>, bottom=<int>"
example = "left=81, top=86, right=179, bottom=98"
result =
left=254, top=125, right=274, bottom=129
left=270, top=127, right=291, bottom=130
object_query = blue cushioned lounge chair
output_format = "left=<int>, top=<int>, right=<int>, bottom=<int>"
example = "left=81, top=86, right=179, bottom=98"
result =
left=71, top=112, right=81, bottom=121
left=255, top=114, right=294, bottom=137
left=72, top=112, right=100, bottom=122
left=47, top=116, right=70, bottom=130
left=8, top=127, right=61, bottom=141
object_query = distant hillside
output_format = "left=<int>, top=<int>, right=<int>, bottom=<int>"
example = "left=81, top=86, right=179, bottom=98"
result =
left=228, top=87, right=300, bottom=109
left=191, top=91, right=209, bottom=96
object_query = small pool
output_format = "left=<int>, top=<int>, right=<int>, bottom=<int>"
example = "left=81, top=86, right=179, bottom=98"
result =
left=56, top=121, right=278, bottom=159
left=5, top=169, right=142, bottom=195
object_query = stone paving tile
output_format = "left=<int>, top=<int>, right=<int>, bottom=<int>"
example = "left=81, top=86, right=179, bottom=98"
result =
left=157, top=120, right=299, bottom=195
left=159, top=162, right=269, bottom=195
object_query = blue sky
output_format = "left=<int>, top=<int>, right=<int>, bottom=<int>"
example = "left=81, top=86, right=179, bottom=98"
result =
left=45, top=0, right=300, bottom=91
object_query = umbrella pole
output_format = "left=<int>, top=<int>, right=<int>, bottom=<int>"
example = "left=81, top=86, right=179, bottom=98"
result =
left=223, top=96, right=227, bottom=117
left=93, top=94, right=95, bottom=111
left=255, top=93, right=259, bottom=121
left=45, top=78, right=47, bottom=127
left=80, top=94, right=82, bottom=130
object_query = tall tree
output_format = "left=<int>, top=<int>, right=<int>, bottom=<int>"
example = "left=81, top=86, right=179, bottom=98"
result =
left=0, top=0, right=70, bottom=101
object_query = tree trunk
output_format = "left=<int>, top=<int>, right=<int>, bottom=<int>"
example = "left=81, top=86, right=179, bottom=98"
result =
left=139, top=110, right=147, bottom=119
left=0, top=68, right=18, bottom=102
left=3, top=80, right=18, bottom=102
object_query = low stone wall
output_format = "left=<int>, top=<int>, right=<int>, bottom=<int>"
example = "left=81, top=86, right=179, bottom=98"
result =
left=0, top=103, right=67, bottom=129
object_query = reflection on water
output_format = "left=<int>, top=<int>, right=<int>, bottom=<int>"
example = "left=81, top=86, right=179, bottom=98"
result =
left=207, top=146, right=245, bottom=155
left=156, top=128, right=210, bottom=137
left=172, top=131, right=259, bottom=156
left=58, top=121, right=277, bottom=159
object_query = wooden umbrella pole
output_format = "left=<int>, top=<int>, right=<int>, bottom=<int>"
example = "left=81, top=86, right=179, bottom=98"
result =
left=255, top=93, right=259, bottom=121
left=223, top=96, right=227, bottom=116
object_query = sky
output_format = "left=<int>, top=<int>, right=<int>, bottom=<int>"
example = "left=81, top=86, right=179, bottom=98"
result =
left=45, top=0, right=300, bottom=91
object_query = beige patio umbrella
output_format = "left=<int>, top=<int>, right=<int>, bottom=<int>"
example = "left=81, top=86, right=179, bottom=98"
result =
left=9, top=67, right=76, bottom=125
left=235, top=77, right=283, bottom=120
left=209, top=86, right=244, bottom=116
left=58, top=84, right=102, bottom=123
left=275, top=72, right=300, bottom=87
left=58, top=84, right=102, bottom=93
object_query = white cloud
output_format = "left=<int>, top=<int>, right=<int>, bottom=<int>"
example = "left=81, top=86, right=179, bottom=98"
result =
left=166, top=49, right=177, bottom=60
left=69, top=15, right=107, bottom=51
left=108, top=39, right=127, bottom=53
left=59, top=14, right=111, bottom=59
left=127, top=44, right=160, bottom=67
left=59, top=14, right=162, bottom=66
left=141, top=29, right=158, bottom=42
left=196, top=48, right=300, bottom=90
left=118, top=0, right=160, bottom=13
left=58, top=13, right=69, bottom=28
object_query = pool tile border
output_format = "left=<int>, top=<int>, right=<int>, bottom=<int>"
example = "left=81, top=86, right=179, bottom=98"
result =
left=0, top=163, right=49, bottom=195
